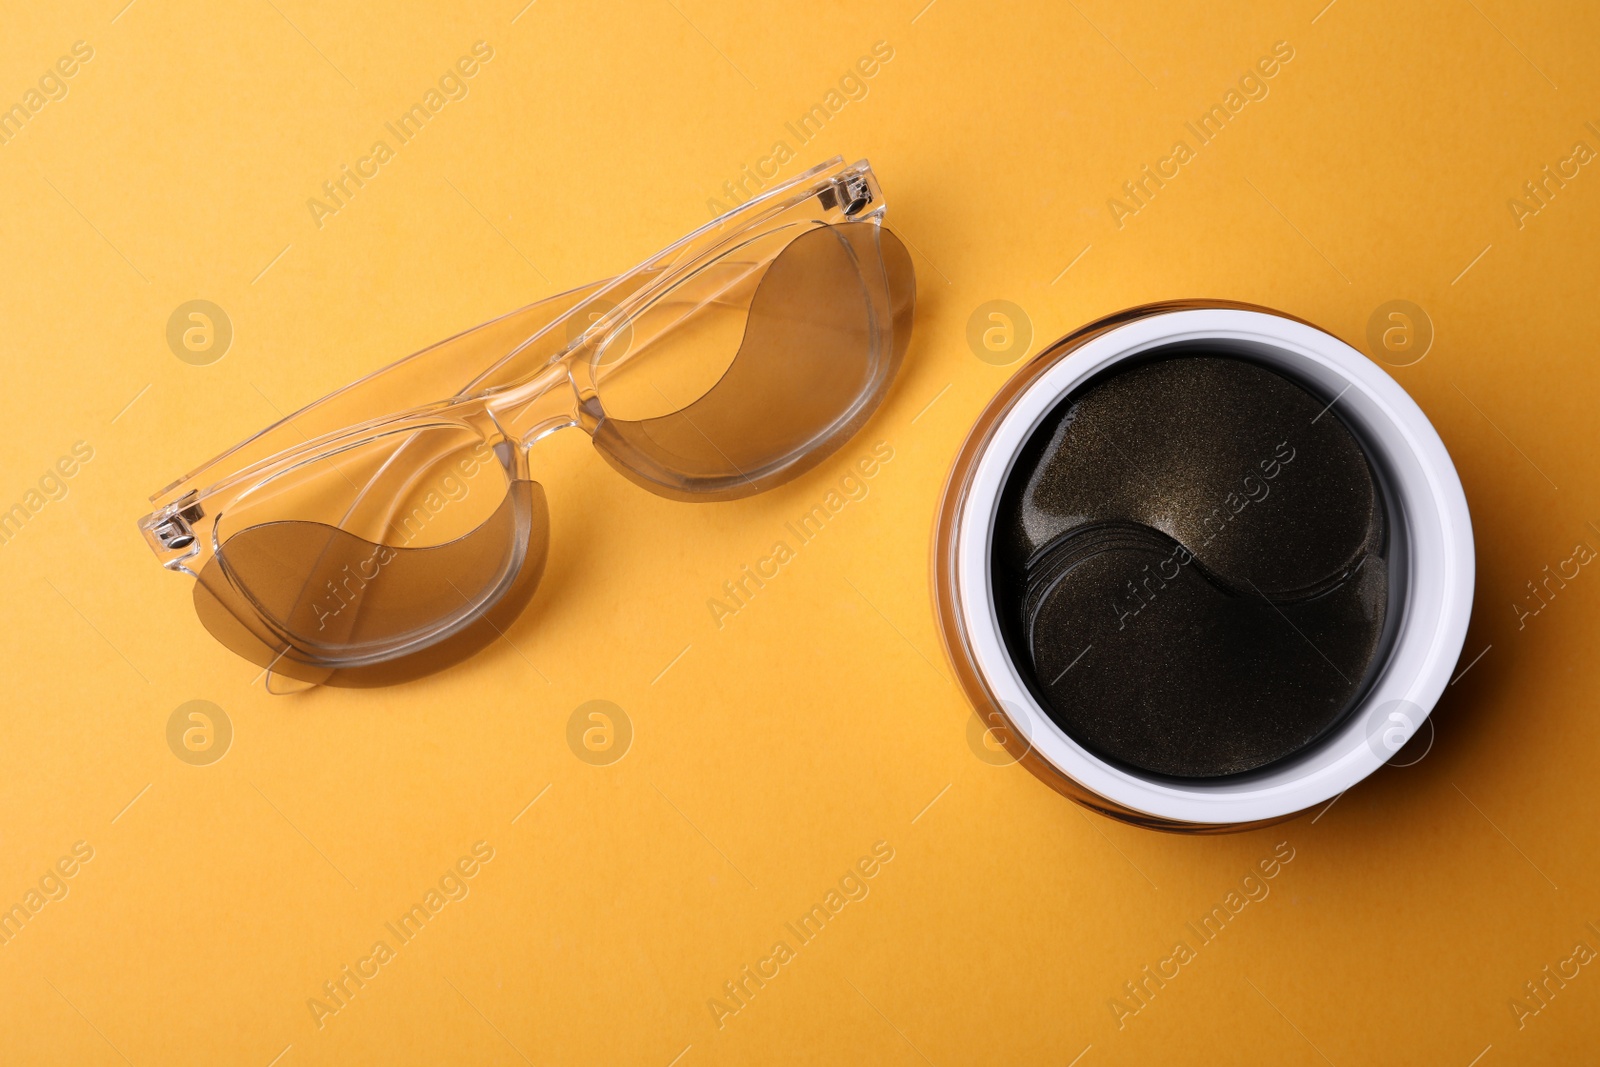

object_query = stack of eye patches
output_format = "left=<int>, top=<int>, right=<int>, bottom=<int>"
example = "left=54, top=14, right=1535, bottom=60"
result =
left=991, top=353, right=1391, bottom=778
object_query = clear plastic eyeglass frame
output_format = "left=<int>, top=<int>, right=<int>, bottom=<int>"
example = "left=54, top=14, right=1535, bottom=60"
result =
left=139, top=158, right=916, bottom=691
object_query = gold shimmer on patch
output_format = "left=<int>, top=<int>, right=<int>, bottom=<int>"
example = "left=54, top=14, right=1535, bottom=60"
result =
left=991, top=354, right=1390, bottom=778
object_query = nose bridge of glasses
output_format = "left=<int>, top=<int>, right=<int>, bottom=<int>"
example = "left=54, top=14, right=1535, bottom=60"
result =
left=486, top=358, right=589, bottom=449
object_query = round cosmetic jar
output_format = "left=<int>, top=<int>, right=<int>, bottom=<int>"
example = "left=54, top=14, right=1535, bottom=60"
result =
left=932, top=300, right=1474, bottom=832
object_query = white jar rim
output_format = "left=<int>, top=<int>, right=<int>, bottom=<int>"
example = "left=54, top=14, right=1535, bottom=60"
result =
left=949, top=307, right=1474, bottom=826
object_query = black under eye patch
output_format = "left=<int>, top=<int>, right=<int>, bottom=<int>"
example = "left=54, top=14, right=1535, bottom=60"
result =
left=991, top=353, right=1391, bottom=778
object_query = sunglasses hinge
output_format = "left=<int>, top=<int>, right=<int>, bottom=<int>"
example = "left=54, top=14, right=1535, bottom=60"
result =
left=150, top=496, right=204, bottom=551
left=820, top=174, right=873, bottom=217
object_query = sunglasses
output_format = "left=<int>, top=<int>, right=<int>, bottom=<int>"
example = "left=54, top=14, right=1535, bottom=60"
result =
left=139, top=158, right=915, bottom=691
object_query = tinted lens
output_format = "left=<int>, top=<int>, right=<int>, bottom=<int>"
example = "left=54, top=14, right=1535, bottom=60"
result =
left=591, top=221, right=914, bottom=499
left=193, top=426, right=548, bottom=687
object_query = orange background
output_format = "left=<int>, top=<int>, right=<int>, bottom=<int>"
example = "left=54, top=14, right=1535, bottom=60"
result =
left=2, top=1, right=1598, bottom=1064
